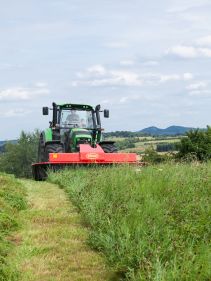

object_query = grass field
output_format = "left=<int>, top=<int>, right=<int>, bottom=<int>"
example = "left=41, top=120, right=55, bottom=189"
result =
left=0, top=173, right=27, bottom=281
left=112, top=136, right=181, bottom=153
left=49, top=163, right=211, bottom=281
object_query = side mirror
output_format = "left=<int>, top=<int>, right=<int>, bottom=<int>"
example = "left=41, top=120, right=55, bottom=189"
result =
left=104, top=109, right=109, bottom=118
left=42, top=107, right=49, bottom=115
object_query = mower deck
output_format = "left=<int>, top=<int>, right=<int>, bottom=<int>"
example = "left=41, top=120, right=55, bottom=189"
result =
left=32, top=144, right=139, bottom=180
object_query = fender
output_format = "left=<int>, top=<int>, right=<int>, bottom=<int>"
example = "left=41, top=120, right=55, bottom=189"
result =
left=41, top=129, right=62, bottom=147
left=99, top=140, right=116, bottom=145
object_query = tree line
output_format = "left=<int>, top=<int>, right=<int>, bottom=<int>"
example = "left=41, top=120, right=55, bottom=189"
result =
left=104, top=131, right=147, bottom=138
left=0, top=130, right=39, bottom=178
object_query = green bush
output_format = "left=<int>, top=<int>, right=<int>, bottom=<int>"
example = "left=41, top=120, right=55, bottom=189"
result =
left=177, top=126, right=211, bottom=161
left=49, top=164, right=211, bottom=280
left=0, top=174, right=27, bottom=280
left=0, top=130, right=39, bottom=178
left=116, top=138, right=139, bottom=150
left=156, top=142, right=178, bottom=152
left=142, top=147, right=171, bottom=164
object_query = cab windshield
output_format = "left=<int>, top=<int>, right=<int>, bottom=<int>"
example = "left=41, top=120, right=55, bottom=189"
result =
left=60, top=109, right=94, bottom=129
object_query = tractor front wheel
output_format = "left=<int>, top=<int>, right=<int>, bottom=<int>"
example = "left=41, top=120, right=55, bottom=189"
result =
left=44, top=143, right=64, bottom=162
left=100, top=143, right=118, bottom=153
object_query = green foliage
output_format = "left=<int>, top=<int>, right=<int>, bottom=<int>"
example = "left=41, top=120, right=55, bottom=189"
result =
left=0, top=146, right=5, bottom=153
left=143, top=147, right=171, bottom=164
left=49, top=164, right=211, bottom=280
left=0, top=130, right=40, bottom=178
left=116, top=138, right=139, bottom=150
left=0, top=173, right=27, bottom=281
left=177, top=126, right=211, bottom=161
left=104, top=131, right=147, bottom=138
left=156, top=142, right=178, bottom=152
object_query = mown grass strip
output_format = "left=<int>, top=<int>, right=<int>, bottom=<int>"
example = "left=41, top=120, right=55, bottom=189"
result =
left=0, top=173, right=27, bottom=281
left=10, top=180, right=114, bottom=281
left=49, top=163, right=211, bottom=281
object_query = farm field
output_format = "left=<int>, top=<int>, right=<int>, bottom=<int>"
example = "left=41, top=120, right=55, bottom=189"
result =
left=107, top=136, right=181, bottom=153
left=1, top=129, right=211, bottom=281
left=49, top=163, right=211, bottom=281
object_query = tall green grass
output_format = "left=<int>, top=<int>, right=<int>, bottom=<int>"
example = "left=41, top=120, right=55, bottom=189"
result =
left=0, top=174, right=27, bottom=281
left=49, top=163, right=211, bottom=280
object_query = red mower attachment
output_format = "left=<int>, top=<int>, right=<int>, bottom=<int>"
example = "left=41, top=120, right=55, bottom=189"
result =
left=49, top=144, right=138, bottom=164
left=32, top=144, right=139, bottom=181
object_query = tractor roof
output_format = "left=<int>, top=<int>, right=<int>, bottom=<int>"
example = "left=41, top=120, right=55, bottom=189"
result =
left=58, top=103, right=93, bottom=111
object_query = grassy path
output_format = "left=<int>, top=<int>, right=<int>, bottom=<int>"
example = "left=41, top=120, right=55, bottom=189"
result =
left=9, top=180, right=113, bottom=281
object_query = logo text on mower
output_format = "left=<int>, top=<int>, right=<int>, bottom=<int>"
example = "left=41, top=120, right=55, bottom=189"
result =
left=86, top=153, right=99, bottom=160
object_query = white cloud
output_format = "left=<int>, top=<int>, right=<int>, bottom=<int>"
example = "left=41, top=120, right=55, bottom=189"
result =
left=0, top=108, right=32, bottom=118
left=100, top=99, right=110, bottom=105
left=72, top=64, right=194, bottom=88
left=196, top=35, right=211, bottom=46
left=183, top=73, right=194, bottom=81
left=186, top=81, right=207, bottom=90
left=166, top=1, right=210, bottom=14
left=160, top=73, right=193, bottom=83
left=167, top=45, right=211, bottom=58
left=167, top=45, right=198, bottom=58
left=119, top=95, right=141, bottom=104
left=189, top=90, right=211, bottom=97
left=120, top=60, right=135, bottom=66
left=160, top=74, right=181, bottom=82
left=119, top=97, right=129, bottom=103
left=0, top=86, right=49, bottom=102
left=72, top=65, right=143, bottom=87
left=35, top=82, right=48, bottom=88
left=87, top=64, right=107, bottom=76
left=110, top=70, right=143, bottom=86
left=199, top=48, right=211, bottom=57
left=143, top=61, right=159, bottom=66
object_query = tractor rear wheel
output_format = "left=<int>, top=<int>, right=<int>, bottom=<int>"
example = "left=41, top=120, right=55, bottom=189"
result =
left=100, top=143, right=118, bottom=153
left=38, top=136, right=45, bottom=162
left=32, top=165, right=47, bottom=181
left=44, top=143, right=64, bottom=162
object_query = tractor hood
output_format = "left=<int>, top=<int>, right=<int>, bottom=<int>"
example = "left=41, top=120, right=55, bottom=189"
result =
left=59, top=103, right=93, bottom=111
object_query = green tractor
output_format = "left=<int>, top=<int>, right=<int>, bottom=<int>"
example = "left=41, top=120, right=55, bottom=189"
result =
left=38, top=102, right=117, bottom=162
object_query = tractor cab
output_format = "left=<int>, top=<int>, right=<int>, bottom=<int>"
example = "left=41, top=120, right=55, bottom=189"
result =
left=39, top=102, right=114, bottom=160
left=57, top=104, right=95, bottom=130
left=58, top=106, right=95, bottom=152
left=59, top=109, right=94, bottom=130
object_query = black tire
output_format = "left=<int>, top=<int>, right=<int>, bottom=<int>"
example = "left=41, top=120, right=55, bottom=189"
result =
left=44, top=143, right=64, bottom=162
left=100, top=143, right=118, bottom=153
left=38, top=135, right=45, bottom=162
left=32, top=165, right=47, bottom=181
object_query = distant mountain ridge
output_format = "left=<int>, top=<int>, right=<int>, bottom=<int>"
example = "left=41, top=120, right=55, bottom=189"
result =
left=0, top=140, right=17, bottom=146
left=139, top=126, right=198, bottom=136
left=0, top=140, right=18, bottom=153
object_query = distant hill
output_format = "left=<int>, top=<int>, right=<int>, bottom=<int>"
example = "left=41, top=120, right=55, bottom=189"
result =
left=0, top=140, right=17, bottom=146
left=139, top=126, right=197, bottom=136
left=0, top=140, right=18, bottom=153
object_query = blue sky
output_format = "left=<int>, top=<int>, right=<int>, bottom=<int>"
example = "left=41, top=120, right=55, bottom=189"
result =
left=1, top=0, right=211, bottom=139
